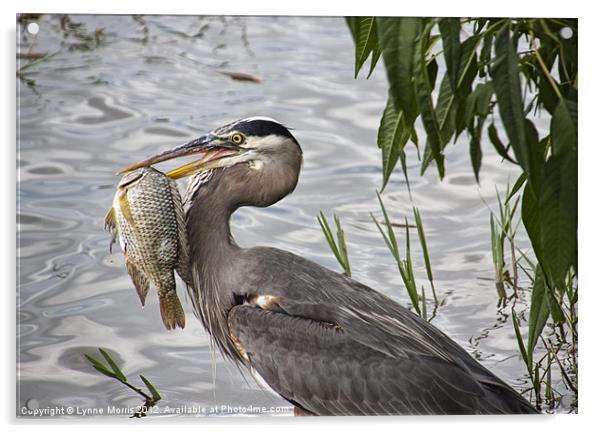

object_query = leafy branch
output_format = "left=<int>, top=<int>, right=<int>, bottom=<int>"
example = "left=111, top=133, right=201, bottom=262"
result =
left=346, top=16, right=577, bottom=411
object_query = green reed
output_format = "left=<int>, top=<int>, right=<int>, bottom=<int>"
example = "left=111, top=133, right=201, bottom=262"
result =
left=318, top=211, right=352, bottom=277
left=84, top=348, right=161, bottom=418
left=371, top=192, right=439, bottom=320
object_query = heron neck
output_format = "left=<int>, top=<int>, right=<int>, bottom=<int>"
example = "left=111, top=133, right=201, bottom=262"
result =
left=187, top=190, right=240, bottom=263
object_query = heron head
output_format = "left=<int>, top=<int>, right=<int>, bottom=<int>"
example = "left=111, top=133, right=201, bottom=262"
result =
left=120, top=117, right=303, bottom=206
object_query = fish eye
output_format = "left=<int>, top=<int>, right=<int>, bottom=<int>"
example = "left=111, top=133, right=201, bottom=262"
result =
left=230, top=133, right=245, bottom=145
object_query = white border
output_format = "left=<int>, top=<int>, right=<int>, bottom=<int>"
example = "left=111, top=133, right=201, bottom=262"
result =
left=4, top=2, right=599, bottom=432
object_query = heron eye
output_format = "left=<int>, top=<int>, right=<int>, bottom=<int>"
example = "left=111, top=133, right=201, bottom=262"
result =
left=231, top=133, right=245, bottom=145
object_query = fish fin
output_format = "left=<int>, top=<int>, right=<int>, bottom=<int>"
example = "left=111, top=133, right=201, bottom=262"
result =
left=125, top=259, right=149, bottom=306
left=104, top=207, right=118, bottom=253
left=169, top=178, right=194, bottom=288
left=159, top=290, right=186, bottom=330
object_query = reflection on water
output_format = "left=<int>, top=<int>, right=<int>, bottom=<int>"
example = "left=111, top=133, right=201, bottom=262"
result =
left=16, top=15, right=571, bottom=417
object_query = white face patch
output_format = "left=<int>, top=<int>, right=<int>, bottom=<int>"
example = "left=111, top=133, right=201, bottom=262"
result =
left=242, top=134, right=286, bottom=150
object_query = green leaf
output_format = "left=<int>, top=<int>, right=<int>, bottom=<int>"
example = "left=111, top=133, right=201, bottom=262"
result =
left=474, top=82, right=494, bottom=117
left=140, top=375, right=162, bottom=402
left=526, top=266, right=550, bottom=364
left=378, top=96, right=410, bottom=190
left=403, top=218, right=421, bottom=314
left=506, top=172, right=526, bottom=204
left=367, top=46, right=381, bottom=78
left=479, top=31, right=493, bottom=77
left=546, top=287, right=566, bottom=325
left=377, top=17, right=422, bottom=121
left=491, top=22, right=531, bottom=182
left=374, top=192, right=401, bottom=262
left=539, top=152, right=577, bottom=287
left=427, top=57, right=438, bottom=92
left=439, top=18, right=461, bottom=91
left=511, top=310, right=531, bottom=372
left=334, top=215, right=351, bottom=277
left=521, top=181, right=544, bottom=268
left=415, top=22, right=445, bottom=178
left=451, top=35, right=481, bottom=140
left=468, top=116, right=485, bottom=183
left=524, top=120, right=545, bottom=196
left=457, top=34, right=481, bottom=93
left=551, top=97, right=577, bottom=156
left=422, top=75, right=457, bottom=170
left=353, top=17, right=380, bottom=79
left=99, top=348, right=127, bottom=383
left=318, top=211, right=347, bottom=274
left=413, top=207, right=434, bottom=286
left=487, top=123, right=517, bottom=164
left=84, top=354, right=117, bottom=379
left=420, top=285, right=427, bottom=320
left=435, top=75, right=457, bottom=146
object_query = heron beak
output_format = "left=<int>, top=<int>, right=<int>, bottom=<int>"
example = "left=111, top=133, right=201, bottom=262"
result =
left=118, top=134, right=244, bottom=179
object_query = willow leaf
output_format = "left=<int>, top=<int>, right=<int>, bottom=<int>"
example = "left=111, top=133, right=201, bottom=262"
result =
left=488, top=123, right=517, bottom=164
left=491, top=22, right=531, bottom=181
left=468, top=116, right=485, bottom=183
left=415, top=23, right=445, bottom=178
left=439, top=18, right=461, bottom=91
left=551, top=97, right=577, bottom=157
left=354, top=17, right=380, bottom=78
left=378, top=96, right=410, bottom=190
left=521, top=181, right=544, bottom=270
left=376, top=17, right=422, bottom=122
left=539, top=152, right=577, bottom=287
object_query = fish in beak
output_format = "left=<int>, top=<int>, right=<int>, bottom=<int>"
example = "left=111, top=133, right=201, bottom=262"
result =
left=119, top=134, right=245, bottom=179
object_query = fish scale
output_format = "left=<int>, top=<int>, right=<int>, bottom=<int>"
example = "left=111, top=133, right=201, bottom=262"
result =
left=105, top=167, right=191, bottom=330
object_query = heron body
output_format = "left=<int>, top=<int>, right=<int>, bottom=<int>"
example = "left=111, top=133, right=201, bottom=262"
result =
left=123, top=117, right=538, bottom=415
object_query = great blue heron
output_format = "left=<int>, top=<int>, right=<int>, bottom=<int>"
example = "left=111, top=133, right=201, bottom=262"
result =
left=122, top=117, right=538, bottom=415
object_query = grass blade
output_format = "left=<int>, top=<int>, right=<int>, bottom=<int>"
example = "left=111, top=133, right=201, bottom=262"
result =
left=413, top=207, right=437, bottom=304
left=334, top=215, right=351, bottom=277
left=318, top=211, right=351, bottom=277
left=84, top=354, right=117, bottom=379
left=140, top=375, right=162, bottom=402
left=527, top=266, right=550, bottom=364
left=99, top=348, right=127, bottom=382
left=511, top=310, right=531, bottom=375
left=375, top=192, right=400, bottom=261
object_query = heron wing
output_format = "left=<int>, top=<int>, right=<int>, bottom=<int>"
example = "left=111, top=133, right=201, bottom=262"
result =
left=235, top=247, right=537, bottom=414
left=227, top=304, right=527, bottom=415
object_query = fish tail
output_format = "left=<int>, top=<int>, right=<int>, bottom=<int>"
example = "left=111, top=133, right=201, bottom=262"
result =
left=159, top=289, right=186, bottom=330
